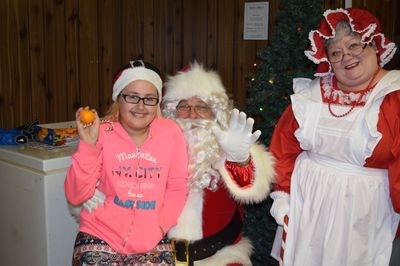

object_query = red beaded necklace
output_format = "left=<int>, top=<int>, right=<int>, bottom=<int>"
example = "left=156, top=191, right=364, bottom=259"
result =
left=327, top=67, right=381, bottom=118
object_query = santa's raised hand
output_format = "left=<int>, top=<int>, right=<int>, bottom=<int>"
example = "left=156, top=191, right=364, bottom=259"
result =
left=211, top=108, right=261, bottom=163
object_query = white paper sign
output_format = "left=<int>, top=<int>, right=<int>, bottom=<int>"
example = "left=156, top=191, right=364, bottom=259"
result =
left=244, top=2, right=269, bottom=40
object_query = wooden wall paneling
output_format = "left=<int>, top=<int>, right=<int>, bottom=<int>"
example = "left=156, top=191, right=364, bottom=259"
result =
left=143, top=0, right=155, bottom=64
left=44, top=0, right=67, bottom=123
left=234, top=0, right=267, bottom=109
left=233, top=0, right=246, bottom=109
left=190, top=1, right=208, bottom=66
left=206, top=0, right=218, bottom=68
left=98, top=0, right=122, bottom=115
left=0, top=1, right=7, bottom=127
left=1, top=0, right=399, bottom=129
left=170, top=0, right=183, bottom=73
left=152, top=0, right=162, bottom=71
left=78, top=0, right=99, bottom=110
left=322, top=0, right=345, bottom=9
left=121, top=0, right=144, bottom=62
left=0, top=1, right=31, bottom=128
left=376, top=0, right=397, bottom=42
left=14, top=0, right=31, bottom=127
left=1, top=1, right=13, bottom=127
left=268, top=0, right=281, bottom=30
left=29, top=0, right=47, bottom=125
left=65, top=0, right=80, bottom=120
left=163, top=0, right=182, bottom=76
left=182, top=0, right=195, bottom=65
left=216, top=0, right=235, bottom=96
left=153, top=0, right=176, bottom=77
left=1, top=1, right=15, bottom=127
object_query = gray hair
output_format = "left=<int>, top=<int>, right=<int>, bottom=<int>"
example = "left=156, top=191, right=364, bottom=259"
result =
left=324, top=21, right=359, bottom=48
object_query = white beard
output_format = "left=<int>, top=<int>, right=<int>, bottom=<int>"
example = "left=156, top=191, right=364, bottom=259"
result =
left=169, top=119, right=222, bottom=241
left=175, top=118, right=222, bottom=192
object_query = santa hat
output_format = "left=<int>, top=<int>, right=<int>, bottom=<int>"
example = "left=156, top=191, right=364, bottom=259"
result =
left=304, top=8, right=397, bottom=76
left=112, top=60, right=162, bottom=101
left=162, top=62, right=232, bottom=128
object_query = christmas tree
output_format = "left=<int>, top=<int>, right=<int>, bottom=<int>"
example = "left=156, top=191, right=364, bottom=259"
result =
left=244, top=0, right=323, bottom=265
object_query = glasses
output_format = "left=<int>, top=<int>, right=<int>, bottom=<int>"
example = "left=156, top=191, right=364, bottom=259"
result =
left=119, top=93, right=159, bottom=106
left=327, top=43, right=368, bottom=63
left=176, top=104, right=211, bottom=115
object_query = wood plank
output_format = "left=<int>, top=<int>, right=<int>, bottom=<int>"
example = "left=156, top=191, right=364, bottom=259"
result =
left=1, top=0, right=399, bottom=129
left=182, top=0, right=194, bottom=65
left=44, top=0, right=67, bottom=123
left=153, top=0, right=167, bottom=74
left=29, top=0, right=47, bottom=126
left=234, top=0, right=266, bottom=109
left=121, top=0, right=143, bottom=61
left=0, top=1, right=8, bottom=127
left=65, top=0, right=80, bottom=120
left=157, top=0, right=181, bottom=76
left=171, top=0, right=183, bottom=73
left=0, top=0, right=33, bottom=128
left=206, top=0, right=217, bottom=68
left=323, top=0, right=345, bottom=9
left=13, top=0, right=31, bottom=127
left=98, top=0, right=122, bottom=115
left=78, top=0, right=99, bottom=110
left=143, top=0, right=155, bottom=64
left=191, top=1, right=208, bottom=64
left=0, top=1, right=17, bottom=128
left=216, top=0, right=235, bottom=96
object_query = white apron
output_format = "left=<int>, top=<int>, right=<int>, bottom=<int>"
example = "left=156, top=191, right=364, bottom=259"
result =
left=282, top=71, right=400, bottom=266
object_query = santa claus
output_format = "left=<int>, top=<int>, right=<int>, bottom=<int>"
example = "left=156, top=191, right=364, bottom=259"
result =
left=161, top=62, right=275, bottom=266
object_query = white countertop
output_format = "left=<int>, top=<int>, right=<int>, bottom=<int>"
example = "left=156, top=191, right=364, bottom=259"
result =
left=0, top=141, right=77, bottom=173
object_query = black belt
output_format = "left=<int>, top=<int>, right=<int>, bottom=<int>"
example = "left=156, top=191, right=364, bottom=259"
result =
left=172, top=208, right=243, bottom=265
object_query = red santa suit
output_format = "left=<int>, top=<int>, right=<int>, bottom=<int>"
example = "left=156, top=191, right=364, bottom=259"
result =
left=162, top=62, right=275, bottom=266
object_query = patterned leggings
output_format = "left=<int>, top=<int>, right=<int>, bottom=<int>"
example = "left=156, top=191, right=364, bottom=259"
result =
left=72, top=232, right=174, bottom=266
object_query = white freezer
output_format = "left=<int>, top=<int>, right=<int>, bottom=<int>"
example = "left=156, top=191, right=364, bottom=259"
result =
left=0, top=142, right=78, bottom=266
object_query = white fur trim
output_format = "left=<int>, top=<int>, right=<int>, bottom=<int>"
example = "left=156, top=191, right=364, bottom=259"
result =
left=163, top=62, right=227, bottom=102
left=218, top=144, right=275, bottom=204
left=112, top=65, right=162, bottom=101
left=168, top=190, right=204, bottom=240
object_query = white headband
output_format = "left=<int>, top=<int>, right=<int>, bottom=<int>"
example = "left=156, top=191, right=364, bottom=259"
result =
left=112, top=60, right=163, bottom=101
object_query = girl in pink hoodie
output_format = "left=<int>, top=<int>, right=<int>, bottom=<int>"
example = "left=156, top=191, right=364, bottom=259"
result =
left=65, top=60, right=188, bottom=265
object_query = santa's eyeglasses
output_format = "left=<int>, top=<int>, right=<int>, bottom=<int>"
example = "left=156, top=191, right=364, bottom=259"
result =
left=176, top=104, right=211, bottom=115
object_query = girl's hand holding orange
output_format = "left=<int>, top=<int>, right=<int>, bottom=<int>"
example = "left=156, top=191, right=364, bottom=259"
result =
left=76, top=107, right=100, bottom=145
left=80, top=109, right=96, bottom=124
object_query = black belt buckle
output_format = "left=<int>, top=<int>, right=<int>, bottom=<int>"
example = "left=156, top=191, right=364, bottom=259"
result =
left=171, top=238, right=189, bottom=265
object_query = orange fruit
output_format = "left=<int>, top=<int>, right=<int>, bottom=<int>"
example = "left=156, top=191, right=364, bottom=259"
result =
left=80, top=109, right=95, bottom=124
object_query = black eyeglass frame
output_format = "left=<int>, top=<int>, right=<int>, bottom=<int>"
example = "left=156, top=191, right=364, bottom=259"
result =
left=119, top=93, right=159, bottom=106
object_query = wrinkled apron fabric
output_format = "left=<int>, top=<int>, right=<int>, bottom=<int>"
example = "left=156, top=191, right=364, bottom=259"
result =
left=282, top=74, right=400, bottom=266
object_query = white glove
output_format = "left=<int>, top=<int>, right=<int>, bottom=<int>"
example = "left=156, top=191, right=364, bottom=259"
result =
left=270, top=191, right=290, bottom=226
left=68, top=203, right=82, bottom=223
left=211, top=108, right=261, bottom=162
left=83, top=188, right=106, bottom=213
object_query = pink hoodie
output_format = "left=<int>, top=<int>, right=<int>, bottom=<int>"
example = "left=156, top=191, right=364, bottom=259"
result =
left=65, top=118, right=188, bottom=254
